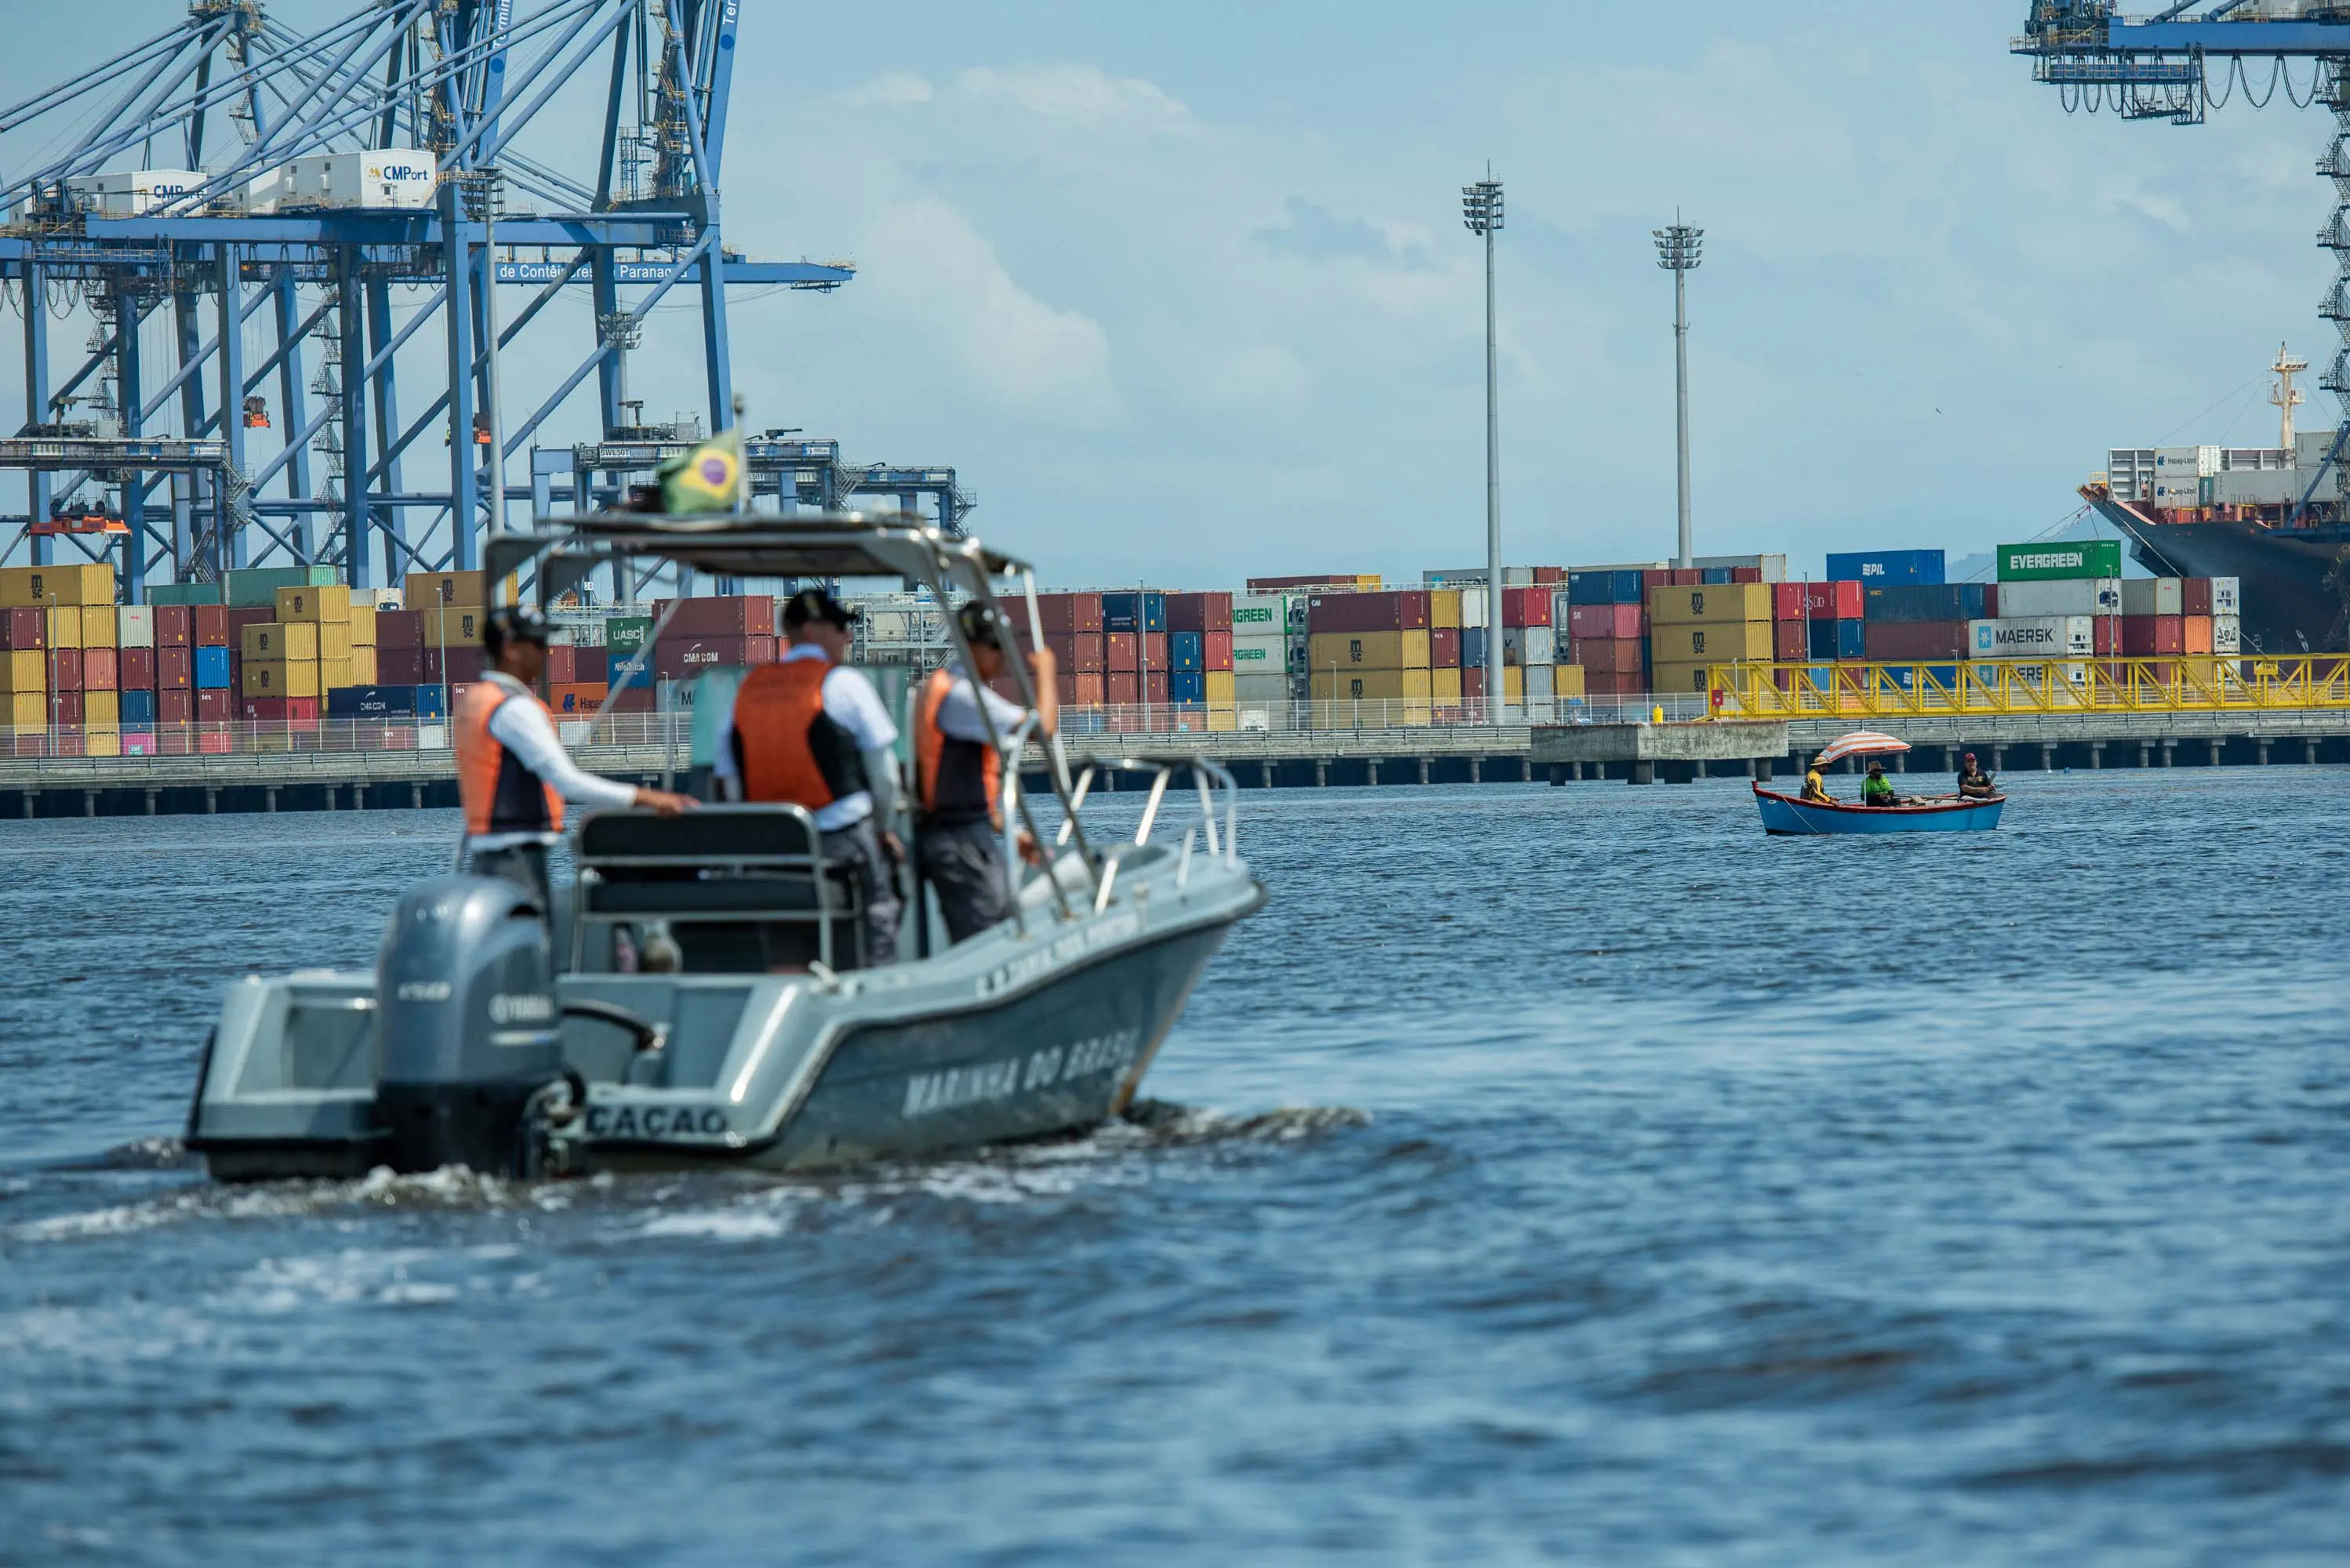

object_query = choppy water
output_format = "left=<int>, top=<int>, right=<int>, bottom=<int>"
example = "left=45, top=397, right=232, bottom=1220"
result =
left=3, top=769, right=2348, bottom=1565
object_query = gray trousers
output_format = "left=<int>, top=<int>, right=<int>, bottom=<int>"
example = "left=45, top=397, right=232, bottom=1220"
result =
left=917, top=816, right=1015, bottom=946
left=469, top=842, right=552, bottom=914
left=823, top=815, right=903, bottom=967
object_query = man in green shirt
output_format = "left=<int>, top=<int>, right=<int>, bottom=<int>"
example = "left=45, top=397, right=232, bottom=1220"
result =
left=1863, top=761, right=1898, bottom=808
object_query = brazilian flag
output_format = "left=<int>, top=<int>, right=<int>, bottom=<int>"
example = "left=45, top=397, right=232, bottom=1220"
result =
left=657, top=426, right=743, bottom=514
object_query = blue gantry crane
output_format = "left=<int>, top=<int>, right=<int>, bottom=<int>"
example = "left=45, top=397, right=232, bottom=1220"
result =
left=2015, top=3, right=2350, bottom=515
left=0, top=0, right=959, bottom=602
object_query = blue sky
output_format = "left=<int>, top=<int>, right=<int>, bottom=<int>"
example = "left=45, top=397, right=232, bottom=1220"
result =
left=2, top=2, right=2340, bottom=585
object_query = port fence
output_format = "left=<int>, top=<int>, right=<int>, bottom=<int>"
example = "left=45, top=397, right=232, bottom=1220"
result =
left=1705, top=655, right=2350, bottom=720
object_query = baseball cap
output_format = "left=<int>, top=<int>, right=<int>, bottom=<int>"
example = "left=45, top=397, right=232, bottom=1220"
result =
left=956, top=601, right=1007, bottom=650
left=482, top=604, right=550, bottom=652
left=782, top=587, right=858, bottom=630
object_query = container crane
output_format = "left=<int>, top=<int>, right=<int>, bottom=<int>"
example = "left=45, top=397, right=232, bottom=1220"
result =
left=2015, top=2, right=2350, bottom=517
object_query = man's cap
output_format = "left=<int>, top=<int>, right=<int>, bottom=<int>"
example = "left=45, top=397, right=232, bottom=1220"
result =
left=782, top=586, right=858, bottom=630
left=483, top=604, right=550, bottom=649
left=1963, top=751, right=1978, bottom=764
left=957, top=601, right=1007, bottom=650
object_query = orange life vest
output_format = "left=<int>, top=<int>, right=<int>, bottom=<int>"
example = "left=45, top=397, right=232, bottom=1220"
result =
left=456, top=677, right=564, bottom=837
left=732, top=659, right=865, bottom=808
left=914, top=667, right=1002, bottom=828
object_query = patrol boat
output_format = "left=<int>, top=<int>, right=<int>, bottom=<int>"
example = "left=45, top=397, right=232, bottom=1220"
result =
left=186, top=512, right=1266, bottom=1180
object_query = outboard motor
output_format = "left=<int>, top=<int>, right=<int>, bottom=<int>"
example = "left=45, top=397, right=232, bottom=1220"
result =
left=371, top=875, right=564, bottom=1174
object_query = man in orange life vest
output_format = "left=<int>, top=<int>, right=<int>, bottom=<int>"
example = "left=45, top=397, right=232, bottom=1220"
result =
left=714, top=588, right=906, bottom=966
left=456, top=606, right=692, bottom=909
left=914, top=601, right=1058, bottom=945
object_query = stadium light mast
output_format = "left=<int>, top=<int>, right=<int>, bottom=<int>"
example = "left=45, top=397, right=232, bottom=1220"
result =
left=1462, top=171, right=1505, bottom=714
left=1654, top=215, right=1704, bottom=571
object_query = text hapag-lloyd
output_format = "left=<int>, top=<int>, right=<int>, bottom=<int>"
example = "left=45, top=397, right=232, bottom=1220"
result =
left=974, top=909, right=1142, bottom=1000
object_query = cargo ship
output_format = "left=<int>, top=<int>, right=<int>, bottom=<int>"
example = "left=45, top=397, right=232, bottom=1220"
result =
left=2087, top=347, right=2350, bottom=655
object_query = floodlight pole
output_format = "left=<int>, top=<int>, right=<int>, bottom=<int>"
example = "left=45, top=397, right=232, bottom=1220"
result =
left=1463, top=172, right=1505, bottom=717
left=1654, top=216, right=1705, bottom=571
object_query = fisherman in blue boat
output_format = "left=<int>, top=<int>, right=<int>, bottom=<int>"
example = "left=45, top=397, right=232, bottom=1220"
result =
left=1862, top=761, right=1900, bottom=807
left=1956, top=752, right=1996, bottom=800
left=1801, top=756, right=1834, bottom=804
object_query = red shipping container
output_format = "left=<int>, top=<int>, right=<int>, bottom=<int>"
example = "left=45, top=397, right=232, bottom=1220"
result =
left=1730, top=567, right=1763, bottom=584
left=1048, top=633, right=1106, bottom=673
left=48, top=648, right=82, bottom=691
left=1863, top=620, right=1969, bottom=661
left=1640, top=568, right=1673, bottom=595
left=1106, top=670, right=1140, bottom=705
left=158, top=689, right=194, bottom=723
left=1669, top=568, right=1702, bottom=587
left=225, top=606, right=275, bottom=640
left=543, top=645, right=577, bottom=684
left=1804, top=582, right=1863, bottom=619
left=196, top=688, right=233, bottom=721
left=653, top=636, right=776, bottom=680
left=154, top=604, right=193, bottom=647
left=1105, top=632, right=1138, bottom=673
left=1770, top=583, right=1807, bottom=621
left=2181, top=578, right=2214, bottom=617
left=1034, top=593, right=1106, bottom=634
left=1141, top=633, right=1169, bottom=672
left=1203, top=630, right=1233, bottom=670
left=2121, top=615, right=2183, bottom=656
left=82, top=648, right=118, bottom=691
left=197, top=723, right=234, bottom=754
left=375, top=609, right=424, bottom=649
left=2183, top=615, right=2214, bottom=655
left=1567, top=603, right=1643, bottom=641
left=1069, top=672, right=1106, bottom=706
left=1981, top=584, right=1999, bottom=619
left=156, top=645, right=191, bottom=691
left=1500, top=586, right=1551, bottom=628
left=1430, top=626, right=1461, bottom=667
left=604, top=687, right=656, bottom=713
left=241, top=697, right=289, bottom=721
left=573, top=647, right=610, bottom=683
left=50, top=691, right=83, bottom=724
left=1575, top=638, right=1645, bottom=675
left=119, top=647, right=156, bottom=688
left=1306, top=590, right=1431, bottom=633
left=193, top=605, right=231, bottom=647
left=1774, top=622, right=1807, bottom=660
left=1167, top=591, right=1235, bottom=633
left=652, top=596, right=775, bottom=638
left=376, top=648, right=425, bottom=685
left=426, top=647, right=487, bottom=684
left=1145, top=670, right=1170, bottom=704
left=155, top=724, right=192, bottom=756
left=1532, top=566, right=1567, bottom=584
left=0, top=608, right=43, bottom=649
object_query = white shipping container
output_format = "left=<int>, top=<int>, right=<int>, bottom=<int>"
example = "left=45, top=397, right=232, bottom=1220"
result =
left=1995, top=577, right=2122, bottom=618
left=1524, top=664, right=1555, bottom=699
left=2120, top=577, right=2185, bottom=617
left=116, top=605, right=155, bottom=648
left=66, top=169, right=205, bottom=217
left=2151, top=479, right=2205, bottom=506
left=281, top=147, right=438, bottom=210
left=1502, top=626, right=1556, bottom=666
left=2210, top=468, right=2307, bottom=507
left=1967, top=616, right=2092, bottom=658
left=2207, top=576, right=2241, bottom=615
left=1232, top=594, right=1288, bottom=632
left=1229, top=639, right=1283, bottom=669
left=1694, top=554, right=1789, bottom=583
left=2213, top=614, right=2242, bottom=654
left=1232, top=673, right=1294, bottom=703
left=1971, top=661, right=2089, bottom=689
left=2154, top=445, right=2221, bottom=478
left=1458, top=587, right=1487, bottom=629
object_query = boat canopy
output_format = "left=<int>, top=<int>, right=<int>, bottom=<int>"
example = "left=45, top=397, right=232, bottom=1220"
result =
left=490, top=511, right=1026, bottom=604
left=1813, top=730, right=1911, bottom=766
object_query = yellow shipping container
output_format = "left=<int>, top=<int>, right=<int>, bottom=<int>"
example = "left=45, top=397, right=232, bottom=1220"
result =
left=318, top=656, right=354, bottom=691
left=242, top=622, right=320, bottom=661
left=348, top=604, right=377, bottom=646
left=243, top=659, right=321, bottom=699
left=1430, top=589, right=1463, bottom=630
left=425, top=604, right=488, bottom=648
left=1650, top=660, right=1721, bottom=696
left=78, top=604, right=117, bottom=649
left=82, top=727, right=121, bottom=758
left=350, top=647, right=379, bottom=684
left=1306, top=630, right=1432, bottom=670
left=316, top=622, right=354, bottom=661
left=1205, top=706, right=1239, bottom=732
left=1554, top=664, right=1587, bottom=699
left=1203, top=670, right=1236, bottom=704
left=275, top=583, right=353, bottom=623
left=1309, top=667, right=1433, bottom=702
left=0, top=649, right=43, bottom=692
left=1431, top=666, right=1464, bottom=706
left=0, top=563, right=114, bottom=608
left=43, top=605, right=82, bottom=649
left=404, top=569, right=516, bottom=609
left=83, top=690, right=120, bottom=727
left=5, top=691, right=45, bottom=728
left=1650, top=620, right=1774, bottom=662
left=1647, top=582, right=1771, bottom=627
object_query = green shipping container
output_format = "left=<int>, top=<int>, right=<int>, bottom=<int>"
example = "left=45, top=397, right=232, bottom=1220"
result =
left=144, top=580, right=222, bottom=606
left=1997, top=540, right=2123, bottom=582
left=605, top=615, right=653, bottom=652
left=223, top=564, right=339, bottom=607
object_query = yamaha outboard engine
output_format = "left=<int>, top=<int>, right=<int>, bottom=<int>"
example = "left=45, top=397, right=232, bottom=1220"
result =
left=371, top=875, right=564, bottom=1174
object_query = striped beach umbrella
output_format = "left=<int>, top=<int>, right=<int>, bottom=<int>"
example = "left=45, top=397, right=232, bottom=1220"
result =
left=1814, top=731, right=1910, bottom=767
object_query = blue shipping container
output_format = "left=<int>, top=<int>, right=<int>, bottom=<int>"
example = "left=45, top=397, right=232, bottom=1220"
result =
left=611, top=658, right=654, bottom=690
left=193, top=645, right=231, bottom=689
left=1863, top=583, right=1985, bottom=623
left=1462, top=626, right=1488, bottom=667
left=119, top=688, right=157, bottom=724
left=1168, top=669, right=1206, bottom=703
left=412, top=685, right=448, bottom=720
left=1700, top=568, right=1734, bottom=585
left=1101, top=591, right=1167, bottom=633
left=1169, top=631, right=1204, bottom=672
left=1567, top=569, right=1645, bottom=606
left=1825, top=549, right=1945, bottom=586
left=1886, top=664, right=1960, bottom=691
left=326, top=684, right=451, bottom=719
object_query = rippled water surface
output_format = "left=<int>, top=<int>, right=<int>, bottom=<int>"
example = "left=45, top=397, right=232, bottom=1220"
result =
left=4, top=769, right=2348, bottom=1565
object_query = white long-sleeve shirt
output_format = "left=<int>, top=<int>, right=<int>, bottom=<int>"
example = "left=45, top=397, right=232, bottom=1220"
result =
left=711, top=644, right=899, bottom=832
left=468, top=673, right=639, bottom=851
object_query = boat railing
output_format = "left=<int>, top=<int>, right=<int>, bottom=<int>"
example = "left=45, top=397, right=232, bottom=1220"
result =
left=1001, top=750, right=1241, bottom=917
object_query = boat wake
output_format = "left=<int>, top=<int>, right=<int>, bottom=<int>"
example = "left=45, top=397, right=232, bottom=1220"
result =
left=10, top=1104, right=1371, bottom=1245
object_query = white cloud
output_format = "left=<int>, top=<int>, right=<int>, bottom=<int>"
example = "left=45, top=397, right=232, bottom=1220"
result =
left=840, top=72, right=935, bottom=109
left=954, top=64, right=1193, bottom=130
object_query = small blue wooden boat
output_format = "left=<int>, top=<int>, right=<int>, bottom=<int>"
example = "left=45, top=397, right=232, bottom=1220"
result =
left=1753, top=783, right=2005, bottom=836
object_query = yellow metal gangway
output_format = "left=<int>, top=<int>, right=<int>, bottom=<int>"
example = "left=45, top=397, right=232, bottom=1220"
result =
left=1702, top=656, right=2350, bottom=719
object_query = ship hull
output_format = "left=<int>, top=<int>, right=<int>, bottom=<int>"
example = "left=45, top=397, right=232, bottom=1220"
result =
left=2087, top=497, right=2350, bottom=655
